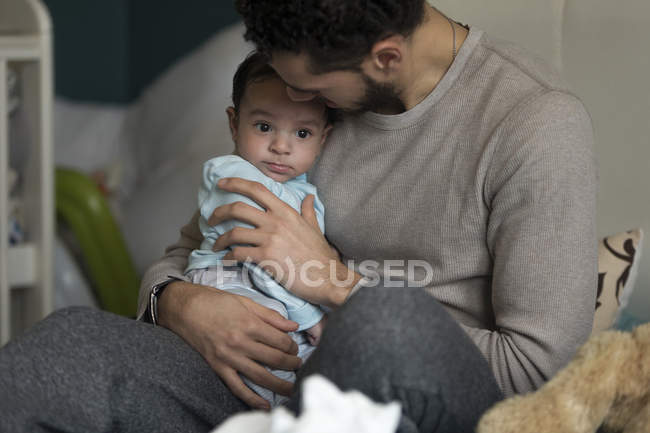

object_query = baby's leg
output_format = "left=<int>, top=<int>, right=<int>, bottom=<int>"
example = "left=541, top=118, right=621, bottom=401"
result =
left=190, top=267, right=312, bottom=407
left=226, top=287, right=314, bottom=407
left=189, top=266, right=288, bottom=317
left=223, top=287, right=322, bottom=407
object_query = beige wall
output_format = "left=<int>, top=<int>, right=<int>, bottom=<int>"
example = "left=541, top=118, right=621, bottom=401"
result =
left=431, top=0, right=650, bottom=319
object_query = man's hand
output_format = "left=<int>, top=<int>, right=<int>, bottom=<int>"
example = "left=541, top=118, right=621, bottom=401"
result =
left=210, top=177, right=362, bottom=308
left=158, top=280, right=301, bottom=410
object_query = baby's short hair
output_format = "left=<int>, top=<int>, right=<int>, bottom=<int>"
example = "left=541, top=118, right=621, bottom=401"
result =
left=231, top=51, right=339, bottom=124
left=231, top=51, right=276, bottom=114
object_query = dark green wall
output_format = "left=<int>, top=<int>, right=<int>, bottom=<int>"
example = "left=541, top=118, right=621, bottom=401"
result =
left=42, top=0, right=240, bottom=103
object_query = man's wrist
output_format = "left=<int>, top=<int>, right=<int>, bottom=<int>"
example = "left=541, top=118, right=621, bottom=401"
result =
left=326, top=262, right=364, bottom=307
left=344, top=275, right=370, bottom=302
left=149, top=277, right=181, bottom=326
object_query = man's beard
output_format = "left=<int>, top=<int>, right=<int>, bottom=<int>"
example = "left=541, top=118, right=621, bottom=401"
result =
left=346, top=74, right=406, bottom=115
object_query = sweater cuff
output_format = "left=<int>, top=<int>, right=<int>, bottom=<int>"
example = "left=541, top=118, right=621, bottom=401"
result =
left=344, top=276, right=372, bottom=303
left=141, top=277, right=181, bottom=324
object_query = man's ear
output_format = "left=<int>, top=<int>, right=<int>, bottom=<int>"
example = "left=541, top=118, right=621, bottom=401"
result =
left=363, top=34, right=405, bottom=78
left=226, top=107, right=239, bottom=142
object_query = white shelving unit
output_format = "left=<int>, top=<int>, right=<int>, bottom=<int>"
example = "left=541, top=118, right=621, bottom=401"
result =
left=0, top=0, right=53, bottom=345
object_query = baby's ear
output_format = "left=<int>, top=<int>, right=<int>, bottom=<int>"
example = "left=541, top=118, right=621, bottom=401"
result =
left=320, top=124, right=333, bottom=147
left=226, top=107, right=239, bottom=142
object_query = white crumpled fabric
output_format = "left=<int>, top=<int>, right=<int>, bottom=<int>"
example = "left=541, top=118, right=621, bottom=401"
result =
left=212, top=375, right=401, bottom=433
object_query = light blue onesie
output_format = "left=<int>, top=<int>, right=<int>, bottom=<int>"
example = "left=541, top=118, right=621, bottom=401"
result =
left=185, top=155, right=326, bottom=406
left=186, top=154, right=325, bottom=330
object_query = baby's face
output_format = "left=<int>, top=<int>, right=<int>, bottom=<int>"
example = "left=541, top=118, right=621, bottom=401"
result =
left=228, top=76, right=331, bottom=183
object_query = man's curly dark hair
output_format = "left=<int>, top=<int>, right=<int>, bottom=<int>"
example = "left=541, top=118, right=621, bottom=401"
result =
left=234, top=0, right=426, bottom=74
left=231, top=50, right=340, bottom=124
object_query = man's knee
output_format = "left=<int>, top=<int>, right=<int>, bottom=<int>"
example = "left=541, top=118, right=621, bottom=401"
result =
left=297, top=286, right=502, bottom=432
left=311, top=287, right=441, bottom=374
left=327, top=285, right=448, bottom=341
left=313, top=285, right=495, bottom=388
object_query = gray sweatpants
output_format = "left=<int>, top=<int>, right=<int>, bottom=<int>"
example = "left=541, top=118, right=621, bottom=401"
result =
left=0, top=285, right=502, bottom=433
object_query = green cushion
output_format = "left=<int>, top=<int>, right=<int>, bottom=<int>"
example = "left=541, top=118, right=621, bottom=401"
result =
left=56, top=168, right=139, bottom=316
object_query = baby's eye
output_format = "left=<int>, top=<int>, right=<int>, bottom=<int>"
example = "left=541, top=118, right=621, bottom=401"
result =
left=296, top=129, right=312, bottom=139
left=255, top=123, right=271, bottom=132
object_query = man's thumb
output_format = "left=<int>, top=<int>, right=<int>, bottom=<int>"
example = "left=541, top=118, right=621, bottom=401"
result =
left=301, top=194, right=320, bottom=229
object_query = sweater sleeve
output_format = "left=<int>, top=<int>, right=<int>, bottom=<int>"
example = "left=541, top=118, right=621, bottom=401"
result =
left=461, top=90, right=598, bottom=395
left=136, top=211, right=202, bottom=320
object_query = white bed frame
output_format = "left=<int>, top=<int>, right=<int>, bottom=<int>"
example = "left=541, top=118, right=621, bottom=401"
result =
left=0, top=0, right=53, bottom=345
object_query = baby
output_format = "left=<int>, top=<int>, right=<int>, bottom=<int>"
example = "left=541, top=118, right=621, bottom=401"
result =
left=185, top=52, right=335, bottom=407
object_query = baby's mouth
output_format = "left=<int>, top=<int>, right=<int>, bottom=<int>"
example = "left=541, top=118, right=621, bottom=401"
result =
left=265, top=162, right=291, bottom=174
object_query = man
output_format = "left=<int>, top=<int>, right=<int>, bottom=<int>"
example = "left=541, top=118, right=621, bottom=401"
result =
left=0, top=1, right=596, bottom=432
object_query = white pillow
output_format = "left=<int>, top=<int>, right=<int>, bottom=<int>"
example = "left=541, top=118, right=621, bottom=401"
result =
left=122, top=22, right=253, bottom=274
left=592, top=229, right=644, bottom=333
left=131, top=22, right=252, bottom=185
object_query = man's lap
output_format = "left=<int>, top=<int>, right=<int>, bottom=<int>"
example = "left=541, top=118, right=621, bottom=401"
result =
left=0, top=285, right=501, bottom=432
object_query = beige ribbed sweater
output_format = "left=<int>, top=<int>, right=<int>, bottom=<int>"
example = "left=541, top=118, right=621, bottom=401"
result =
left=138, top=28, right=598, bottom=396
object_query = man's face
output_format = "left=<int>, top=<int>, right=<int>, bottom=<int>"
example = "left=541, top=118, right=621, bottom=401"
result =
left=227, top=76, right=330, bottom=183
left=270, top=52, right=405, bottom=114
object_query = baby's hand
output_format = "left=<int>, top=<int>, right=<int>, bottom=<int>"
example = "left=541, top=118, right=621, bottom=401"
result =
left=306, top=315, right=327, bottom=346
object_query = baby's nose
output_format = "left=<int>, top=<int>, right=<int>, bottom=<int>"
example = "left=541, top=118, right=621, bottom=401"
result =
left=270, top=134, right=291, bottom=154
left=286, top=86, right=318, bottom=102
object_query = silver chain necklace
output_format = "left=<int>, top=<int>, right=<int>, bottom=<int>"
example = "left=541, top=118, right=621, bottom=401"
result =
left=447, top=16, right=457, bottom=60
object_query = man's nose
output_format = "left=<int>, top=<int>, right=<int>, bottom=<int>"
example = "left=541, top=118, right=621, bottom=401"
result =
left=286, top=86, right=318, bottom=102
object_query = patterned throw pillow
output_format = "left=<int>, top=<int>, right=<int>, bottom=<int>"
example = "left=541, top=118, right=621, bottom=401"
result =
left=592, top=229, right=644, bottom=333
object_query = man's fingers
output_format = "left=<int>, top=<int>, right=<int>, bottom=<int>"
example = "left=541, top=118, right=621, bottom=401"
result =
left=208, top=200, right=266, bottom=226
left=246, top=300, right=299, bottom=333
left=212, top=227, right=266, bottom=252
left=300, top=194, right=321, bottom=230
left=244, top=340, right=302, bottom=371
left=215, top=364, right=271, bottom=410
left=236, top=357, right=295, bottom=397
left=223, top=246, right=261, bottom=263
left=239, top=299, right=299, bottom=356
